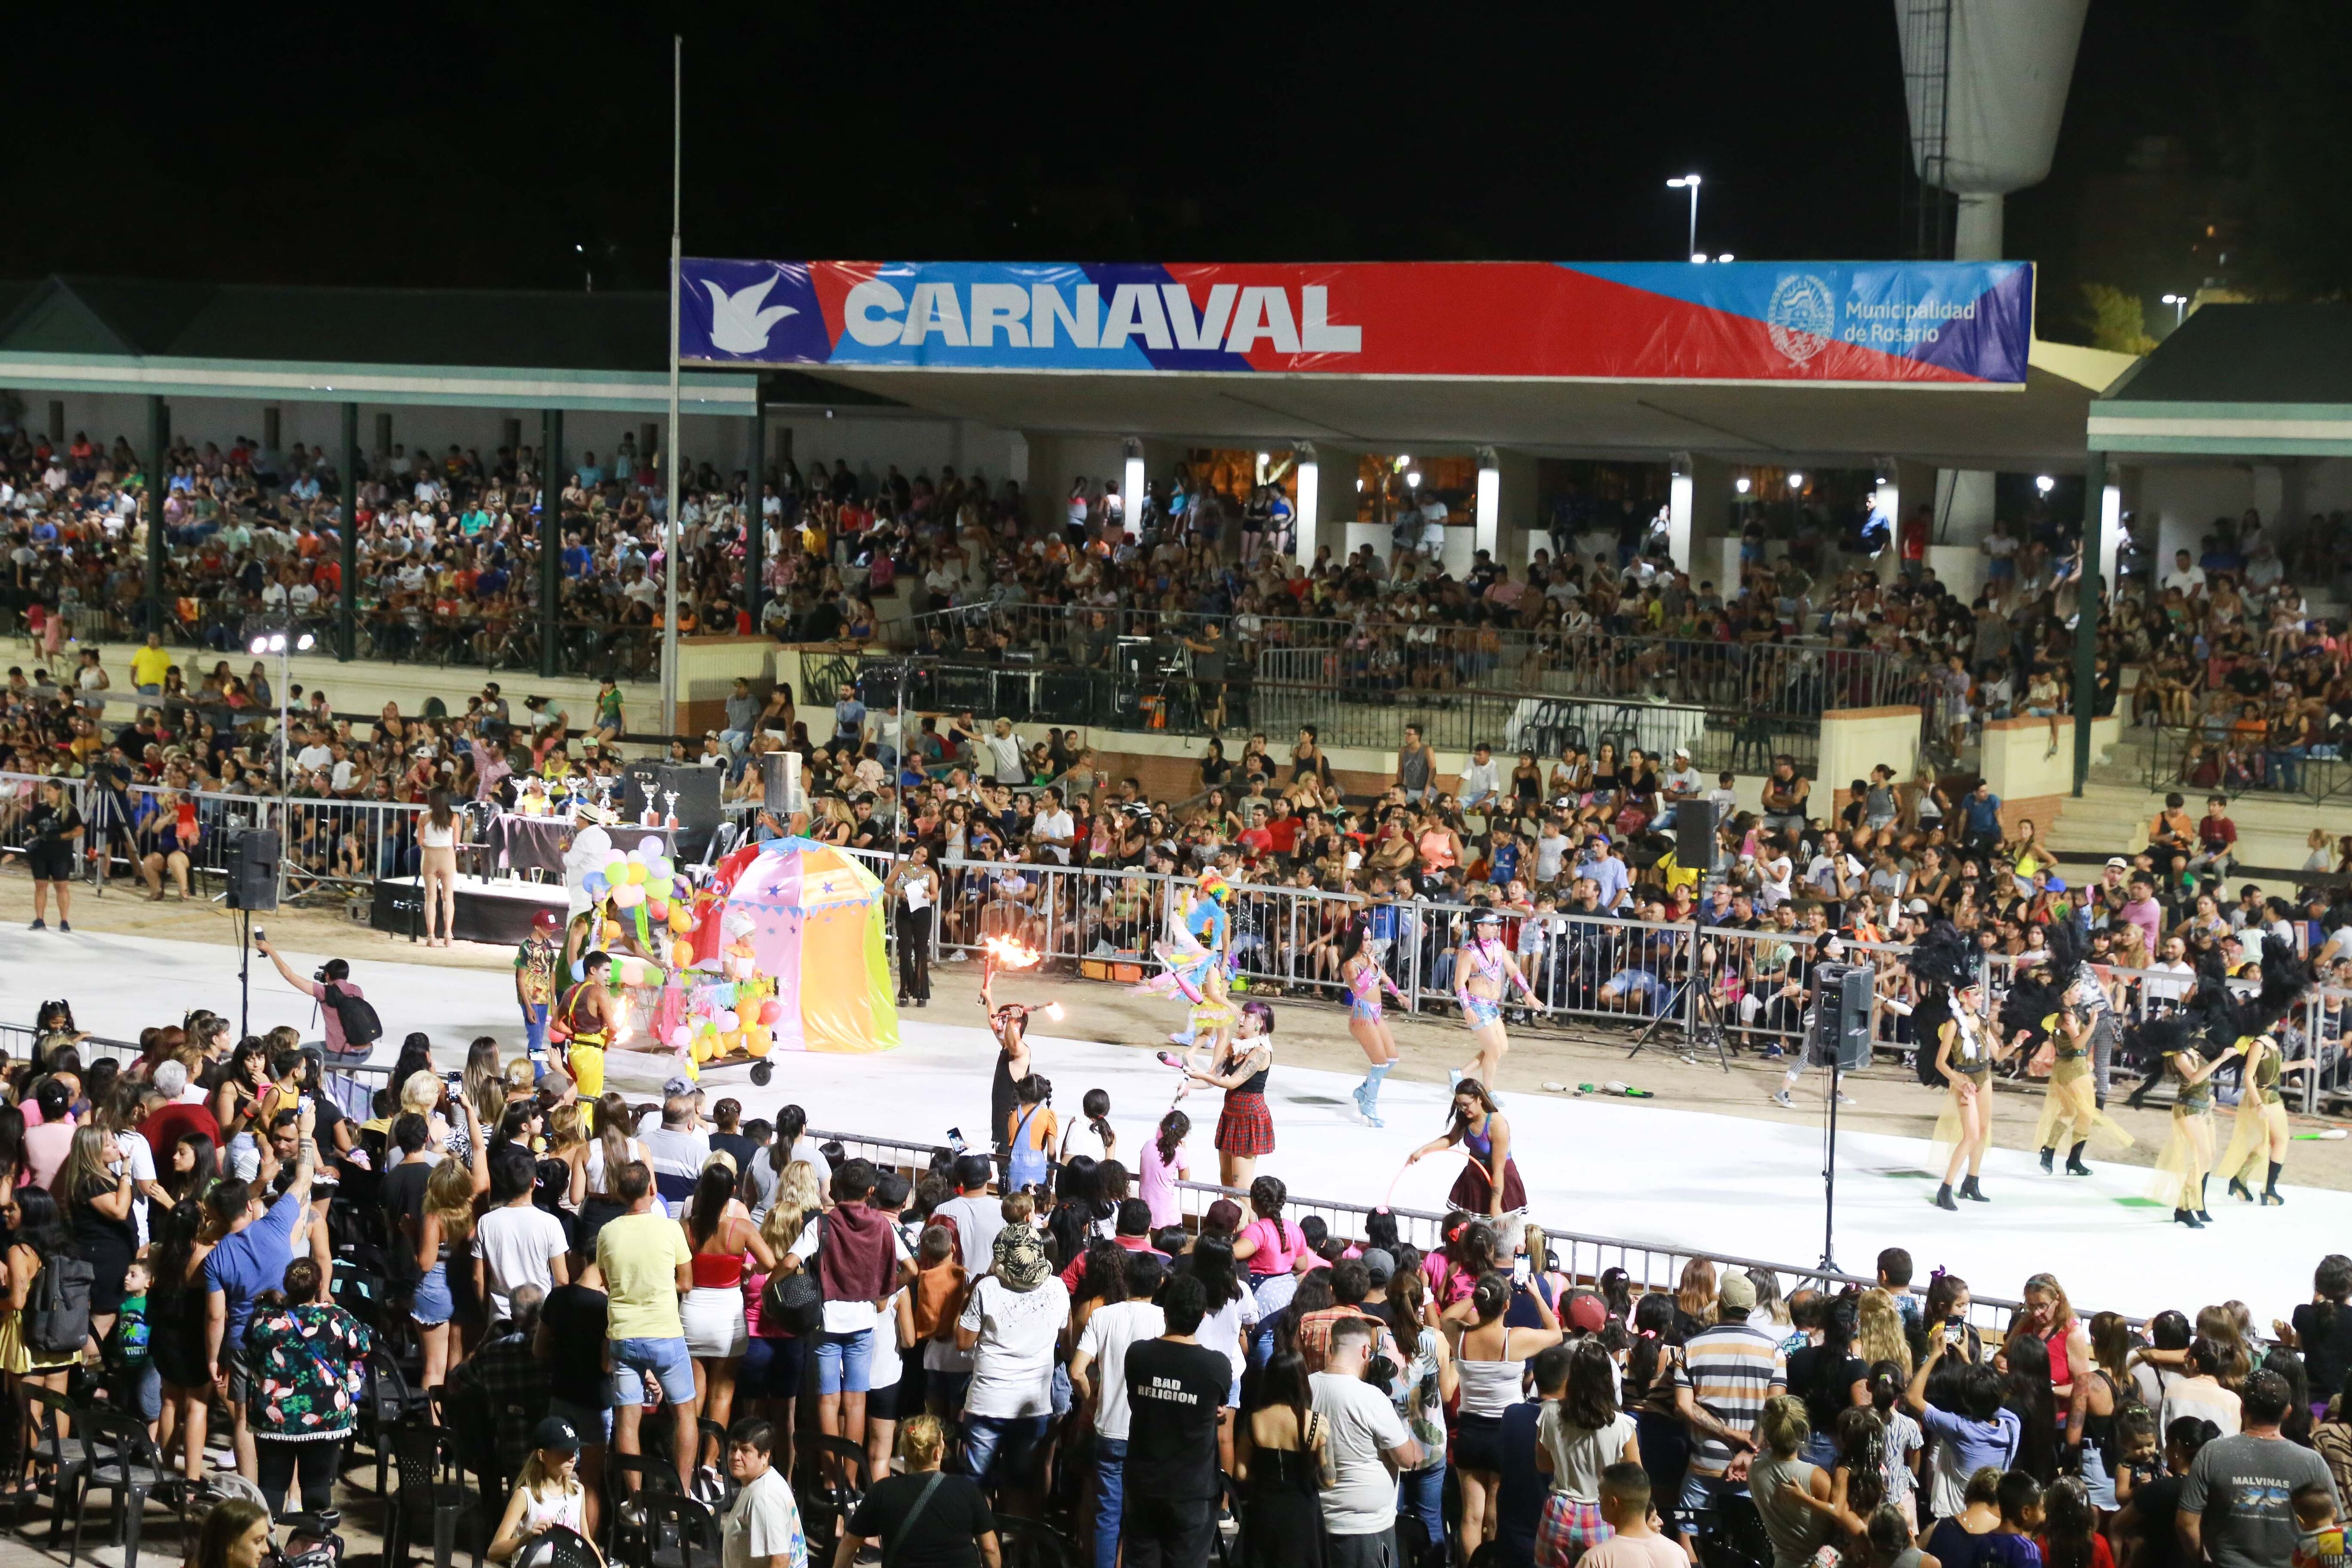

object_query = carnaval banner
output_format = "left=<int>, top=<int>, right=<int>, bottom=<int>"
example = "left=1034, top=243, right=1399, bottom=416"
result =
left=679, top=258, right=2032, bottom=386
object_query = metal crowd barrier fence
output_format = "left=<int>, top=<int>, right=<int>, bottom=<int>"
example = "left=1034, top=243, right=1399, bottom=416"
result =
left=809, top=1124, right=2038, bottom=1329
left=901, top=604, right=1909, bottom=724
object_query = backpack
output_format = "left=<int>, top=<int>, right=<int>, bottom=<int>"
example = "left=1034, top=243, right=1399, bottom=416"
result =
left=319, top=982, right=383, bottom=1051
left=24, top=1253, right=94, bottom=1356
left=759, top=1216, right=824, bottom=1336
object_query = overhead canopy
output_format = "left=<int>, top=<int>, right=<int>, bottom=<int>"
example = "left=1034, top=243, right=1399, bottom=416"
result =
left=2089, top=304, right=2352, bottom=457
left=784, top=343, right=2123, bottom=470
left=0, top=274, right=884, bottom=416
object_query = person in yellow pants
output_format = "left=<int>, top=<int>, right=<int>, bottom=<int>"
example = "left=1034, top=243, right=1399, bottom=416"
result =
left=558, top=953, right=620, bottom=1107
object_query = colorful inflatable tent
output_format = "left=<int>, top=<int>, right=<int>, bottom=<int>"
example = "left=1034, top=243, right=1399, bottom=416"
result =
left=720, top=838, right=900, bottom=1054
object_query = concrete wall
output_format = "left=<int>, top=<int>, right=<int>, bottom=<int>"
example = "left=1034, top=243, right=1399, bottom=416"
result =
left=2137, top=464, right=2253, bottom=572
left=1817, top=706, right=1920, bottom=798
left=1980, top=714, right=2073, bottom=801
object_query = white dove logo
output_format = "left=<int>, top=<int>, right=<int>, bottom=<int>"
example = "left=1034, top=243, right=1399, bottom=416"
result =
left=701, top=275, right=797, bottom=354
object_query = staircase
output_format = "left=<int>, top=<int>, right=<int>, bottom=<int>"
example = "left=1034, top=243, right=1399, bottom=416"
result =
left=2049, top=730, right=2334, bottom=897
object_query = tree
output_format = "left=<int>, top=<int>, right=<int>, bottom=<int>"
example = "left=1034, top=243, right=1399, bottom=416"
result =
left=2079, top=284, right=2156, bottom=355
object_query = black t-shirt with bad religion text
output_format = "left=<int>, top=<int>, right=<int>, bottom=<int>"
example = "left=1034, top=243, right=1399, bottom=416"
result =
left=1122, top=1339, right=1231, bottom=1502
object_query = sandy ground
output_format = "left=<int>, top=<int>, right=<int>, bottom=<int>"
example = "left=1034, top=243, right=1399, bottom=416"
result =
left=15, top=860, right=2351, bottom=1193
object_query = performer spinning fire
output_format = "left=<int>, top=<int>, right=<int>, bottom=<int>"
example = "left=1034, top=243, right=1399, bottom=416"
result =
left=979, top=936, right=1061, bottom=1155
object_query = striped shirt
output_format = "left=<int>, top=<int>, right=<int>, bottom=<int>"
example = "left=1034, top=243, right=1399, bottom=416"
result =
left=1673, top=1321, right=1788, bottom=1478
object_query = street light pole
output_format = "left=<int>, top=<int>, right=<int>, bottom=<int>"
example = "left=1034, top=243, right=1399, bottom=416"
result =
left=1667, top=174, right=1703, bottom=259
left=2161, top=293, right=2189, bottom=327
left=661, top=33, right=683, bottom=739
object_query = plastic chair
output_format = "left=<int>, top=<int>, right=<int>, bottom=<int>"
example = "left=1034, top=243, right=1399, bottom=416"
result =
left=70, top=1406, right=184, bottom=1568
left=19, top=1383, right=93, bottom=1554
left=387, top=1421, right=482, bottom=1568
left=789, top=1436, right=868, bottom=1562
left=633, top=1491, right=723, bottom=1568
left=532, top=1524, right=604, bottom=1568
left=358, top=1345, right=433, bottom=1494
left=603, top=1453, right=684, bottom=1568
left=993, top=1513, right=1080, bottom=1568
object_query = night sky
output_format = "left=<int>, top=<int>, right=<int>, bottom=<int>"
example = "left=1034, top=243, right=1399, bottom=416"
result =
left=8, top=0, right=2249, bottom=305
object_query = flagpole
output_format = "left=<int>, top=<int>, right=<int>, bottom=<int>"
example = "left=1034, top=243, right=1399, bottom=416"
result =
left=661, top=32, right=683, bottom=738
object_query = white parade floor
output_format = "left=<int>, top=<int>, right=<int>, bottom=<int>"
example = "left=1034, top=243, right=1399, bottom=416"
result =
left=0, top=924, right=2332, bottom=1324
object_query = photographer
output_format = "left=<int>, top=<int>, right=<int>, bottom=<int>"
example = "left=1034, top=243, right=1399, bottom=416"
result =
left=254, top=938, right=372, bottom=1059
left=25, top=776, right=81, bottom=931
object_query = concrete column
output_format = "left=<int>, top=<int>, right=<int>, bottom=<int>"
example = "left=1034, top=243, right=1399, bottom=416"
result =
left=1474, top=447, right=1501, bottom=559
left=2252, top=463, right=2285, bottom=526
left=46, top=401, right=63, bottom=445
left=2072, top=448, right=2106, bottom=795
left=1667, top=452, right=1694, bottom=572
left=1292, top=442, right=1324, bottom=567
left=1954, top=193, right=2003, bottom=265
left=540, top=409, right=564, bottom=680
left=745, top=378, right=768, bottom=630
left=1494, top=447, right=1539, bottom=567
left=1686, top=455, right=1739, bottom=594
left=373, top=412, right=393, bottom=462
left=144, top=397, right=168, bottom=631
left=262, top=406, right=281, bottom=453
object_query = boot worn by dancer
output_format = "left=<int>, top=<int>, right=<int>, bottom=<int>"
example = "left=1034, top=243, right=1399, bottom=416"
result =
left=2195, top=1176, right=2214, bottom=1224
left=2264, top=1160, right=2285, bottom=1205
left=1959, top=1175, right=1989, bottom=1203
left=2227, top=1176, right=2255, bottom=1203
left=1934, top=1183, right=1958, bottom=1212
left=2175, top=1207, right=2205, bottom=1228
left=1353, top=1062, right=1394, bottom=1128
left=2065, top=1141, right=2092, bottom=1177
left=2038, top=1146, right=2055, bottom=1173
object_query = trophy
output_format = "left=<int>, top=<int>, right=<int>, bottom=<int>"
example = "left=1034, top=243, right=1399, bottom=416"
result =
left=662, top=789, right=680, bottom=830
left=638, top=778, right=661, bottom=826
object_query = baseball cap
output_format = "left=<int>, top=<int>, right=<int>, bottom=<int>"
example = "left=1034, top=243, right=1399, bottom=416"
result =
left=1566, top=1294, right=1609, bottom=1333
left=1204, top=1198, right=1244, bottom=1234
left=1906, top=898, right=1931, bottom=914
left=2105, top=856, right=2129, bottom=870
left=1717, top=1271, right=1758, bottom=1312
left=1359, top=1248, right=1397, bottom=1287
left=532, top=908, right=561, bottom=933
left=532, top=1415, right=580, bottom=1454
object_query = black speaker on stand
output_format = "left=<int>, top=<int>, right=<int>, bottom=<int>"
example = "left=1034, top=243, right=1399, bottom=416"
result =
left=224, top=827, right=279, bottom=1043
left=1671, top=798, right=1722, bottom=877
left=1809, top=959, right=1877, bottom=1272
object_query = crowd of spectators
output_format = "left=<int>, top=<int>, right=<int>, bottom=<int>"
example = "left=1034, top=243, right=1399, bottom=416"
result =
left=13, top=1001, right=2352, bottom=1568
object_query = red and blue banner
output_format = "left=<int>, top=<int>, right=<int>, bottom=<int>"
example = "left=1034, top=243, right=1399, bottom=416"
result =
left=679, top=259, right=2032, bottom=386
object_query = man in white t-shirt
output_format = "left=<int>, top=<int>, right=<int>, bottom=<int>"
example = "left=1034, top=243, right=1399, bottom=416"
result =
left=956, top=1226, right=1070, bottom=1490
left=983, top=719, right=1026, bottom=786
left=638, top=1089, right=713, bottom=1211
left=1311, top=1317, right=1421, bottom=1567
left=2161, top=549, right=2208, bottom=599
left=930, top=1157, right=1005, bottom=1273
left=1661, top=748, right=1704, bottom=799
left=473, top=1146, right=570, bottom=1324
left=1070, top=1252, right=1168, bottom=1568
left=722, top=1415, right=808, bottom=1568
left=1031, top=789, right=1077, bottom=865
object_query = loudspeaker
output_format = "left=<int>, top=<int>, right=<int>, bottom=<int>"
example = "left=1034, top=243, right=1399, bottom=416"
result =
left=762, top=751, right=803, bottom=814
left=656, top=763, right=725, bottom=860
left=1671, top=798, right=1721, bottom=869
left=226, top=827, right=280, bottom=912
left=1810, top=961, right=1876, bottom=1070
left=1035, top=669, right=1099, bottom=725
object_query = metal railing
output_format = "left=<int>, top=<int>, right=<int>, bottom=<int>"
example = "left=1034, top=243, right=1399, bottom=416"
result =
left=865, top=657, right=1820, bottom=773
left=2143, top=724, right=2352, bottom=806
left=899, top=604, right=1910, bottom=722
left=804, top=1123, right=2030, bottom=1332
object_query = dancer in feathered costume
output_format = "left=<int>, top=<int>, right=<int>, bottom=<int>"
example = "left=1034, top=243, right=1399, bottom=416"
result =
left=2123, top=931, right=2312, bottom=1226
left=2216, top=934, right=2320, bottom=1205
left=1905, top=923, right=2007, bottom=1210
left=2024, top=916, right=2134, bottom=1177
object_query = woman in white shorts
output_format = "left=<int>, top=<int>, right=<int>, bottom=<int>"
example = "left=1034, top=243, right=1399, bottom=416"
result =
left=679, top=1151, right=775, bottom=1493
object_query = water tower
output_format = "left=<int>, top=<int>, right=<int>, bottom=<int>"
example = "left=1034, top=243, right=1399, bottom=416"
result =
left=1896, top=0, right=2090, bottom=260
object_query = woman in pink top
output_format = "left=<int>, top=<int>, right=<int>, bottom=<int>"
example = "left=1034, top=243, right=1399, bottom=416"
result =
left=1136, top=1109, right=1191, bottom=1231
left=1231, top=1174, right=1312, bottom=1315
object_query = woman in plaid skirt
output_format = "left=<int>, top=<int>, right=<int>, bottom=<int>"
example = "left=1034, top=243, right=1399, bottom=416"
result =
left=1535, top=1339, right=1642, bottom=1568
left=1181, top=998, right=1278, bottom=1187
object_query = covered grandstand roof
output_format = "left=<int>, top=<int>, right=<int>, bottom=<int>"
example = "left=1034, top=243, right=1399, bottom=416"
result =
left=0, top=275, right=895, bottom=415
left=2090, top=303, right=2352, bottom=457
